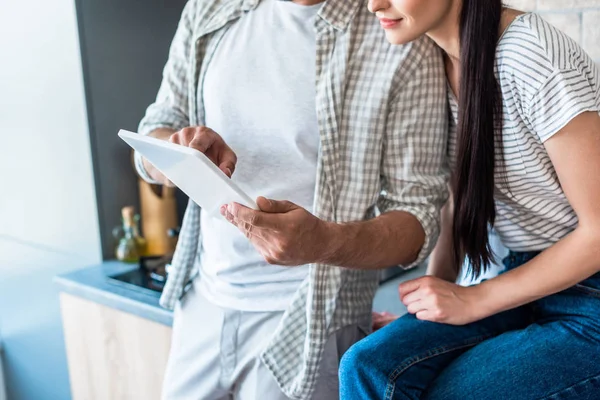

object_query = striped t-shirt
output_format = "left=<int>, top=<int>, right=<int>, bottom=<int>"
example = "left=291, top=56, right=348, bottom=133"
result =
left=448, top=13, right=600, bottom=252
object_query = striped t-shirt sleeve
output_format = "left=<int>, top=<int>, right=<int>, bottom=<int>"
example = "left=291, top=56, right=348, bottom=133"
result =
left=527, top=67, right=600, bottom=142
left=521, top=30, right=600, bottom=143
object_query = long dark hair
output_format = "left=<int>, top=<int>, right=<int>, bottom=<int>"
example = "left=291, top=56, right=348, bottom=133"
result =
left=452, top=0, right=503, bottom=278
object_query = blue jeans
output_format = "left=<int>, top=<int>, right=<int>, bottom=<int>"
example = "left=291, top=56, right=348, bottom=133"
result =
left=339, top=251, right=600, bottom=399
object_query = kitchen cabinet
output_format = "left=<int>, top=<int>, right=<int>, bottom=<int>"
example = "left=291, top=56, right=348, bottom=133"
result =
left=60, top=293, right=171, bottom=400
left=55, top=259, right=417, bottom=400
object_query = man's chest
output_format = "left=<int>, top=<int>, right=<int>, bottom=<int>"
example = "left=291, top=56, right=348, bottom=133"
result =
left=201, top=4, right=320, bottom=158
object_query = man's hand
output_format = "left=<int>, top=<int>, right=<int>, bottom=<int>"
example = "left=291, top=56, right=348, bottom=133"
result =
left=372, top=311, right=399, bottom=331
left=399, top=276, right=485, bottom=325
left=169, top=126, right=237, bottom=177
left=220, top=197, right=333, bottom=266
left=142, top=126, right=237, bottom=185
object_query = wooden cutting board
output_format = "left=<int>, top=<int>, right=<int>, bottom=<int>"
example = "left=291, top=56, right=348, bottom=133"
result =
left=138, top=179, right=178, bottom=256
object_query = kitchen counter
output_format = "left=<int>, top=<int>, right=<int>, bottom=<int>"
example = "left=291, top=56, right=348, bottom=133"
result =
left=54, top=261, right=427, bottom=328
left=54, top=261, right=173, bottom=326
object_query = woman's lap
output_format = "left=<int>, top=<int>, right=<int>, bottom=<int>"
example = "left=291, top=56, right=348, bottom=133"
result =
left=423, top=318, right=600, bottom=400
left=339, top=306, right=531, bottom=399
left=339, top=284, right=600, bottom=400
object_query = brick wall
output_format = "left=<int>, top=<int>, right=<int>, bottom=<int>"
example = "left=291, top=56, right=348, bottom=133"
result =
left=506, top=0, right=600, bottom=62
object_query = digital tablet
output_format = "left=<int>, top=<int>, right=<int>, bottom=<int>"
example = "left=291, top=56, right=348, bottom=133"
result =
left=118, top=129, right=258, bottom=216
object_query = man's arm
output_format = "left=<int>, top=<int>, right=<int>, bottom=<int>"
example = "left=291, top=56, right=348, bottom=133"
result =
left=322, top=211, right=427, bottom=268
left=134, top=1, right=238, bottom=184
left=325, top=39, right=450, bottom=269
left=223, top=39, right=449, bottom=270
left=314, top=40, right=449, bottom=269
left=138, top=1, right=196, bottom=137
left=134, top=128, right=176, bottom=184
left=134, top=0, right=196, bottom=184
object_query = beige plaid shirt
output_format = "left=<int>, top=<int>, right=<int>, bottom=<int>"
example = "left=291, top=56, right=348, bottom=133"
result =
left=136, top=0, right=448, bottom=398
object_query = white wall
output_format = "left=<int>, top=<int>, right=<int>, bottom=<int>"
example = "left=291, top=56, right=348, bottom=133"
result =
left=0, top=0, right=102, bottom=398
left=0, top=0, right=101, bottom=258
left=507, top=0, right=600, bottom=63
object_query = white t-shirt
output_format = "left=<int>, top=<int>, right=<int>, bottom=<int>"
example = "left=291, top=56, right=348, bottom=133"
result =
left=197, top=0, right=321, bottom=311
left=448, top=13, right=600, bottom=252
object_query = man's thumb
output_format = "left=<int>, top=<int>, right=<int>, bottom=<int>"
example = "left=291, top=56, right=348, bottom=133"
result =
left=257, top=197, right=295, bottom=213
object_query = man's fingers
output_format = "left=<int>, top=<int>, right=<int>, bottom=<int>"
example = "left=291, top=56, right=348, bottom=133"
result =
left=220, top=164, right=234, bottom=178
left=372, top=312, right=400, bottom=331
left=221, top=205, right=239, bottom=227
left=231, top=204, right=264, bottom=226
left=257, top=197, right=297, bottom=214
left=372, top=321, right=387, bottom=331
left=241, top=221, right=254, bottom=239
left=218, top=144, right=237, bottom=177
left=190, top=129, right=238, bottom=176
left=228, top=203, right=282, bottom=230
left=220, top=205, right=272, bottom=241
left=169, top=133, right=181, bottom=145
left=169, top=128, right=196, bottom=146
left=188, top=128, right=217, bottom=153
left=170, top=127, right=239, bottom=176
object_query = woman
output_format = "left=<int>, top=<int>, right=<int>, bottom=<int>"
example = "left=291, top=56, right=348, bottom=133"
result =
left=339, top=0, right=600, bottom=399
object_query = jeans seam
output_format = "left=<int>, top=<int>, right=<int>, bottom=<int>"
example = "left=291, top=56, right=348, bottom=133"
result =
left=572, top=284, right=600, bottom=298
left=384, top=334, right=492, bottom=400
left=539, top=371, right=600, bottom=400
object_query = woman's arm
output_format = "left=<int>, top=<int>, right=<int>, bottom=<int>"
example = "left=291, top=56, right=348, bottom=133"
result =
left=426, top=188, right=460, bottom=282
left=475, top=111, right=600, bottom=317
left=399, top=111, right=600, bottom=325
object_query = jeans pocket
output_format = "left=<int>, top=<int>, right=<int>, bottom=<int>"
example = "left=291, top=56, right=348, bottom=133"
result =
left=573, top=283, right=600, bottom=298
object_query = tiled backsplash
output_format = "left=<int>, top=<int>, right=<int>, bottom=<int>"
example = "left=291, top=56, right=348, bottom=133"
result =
left=507, top=0, right=600, bottom=62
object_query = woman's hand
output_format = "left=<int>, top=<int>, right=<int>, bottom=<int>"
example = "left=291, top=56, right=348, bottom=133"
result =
left=221, top=197, right=333, bottom=266
left=399, top=276, right=486, bottom=325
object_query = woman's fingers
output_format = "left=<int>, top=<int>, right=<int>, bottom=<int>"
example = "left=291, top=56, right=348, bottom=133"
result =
left=406, top=300, right=427, bottom=315
left=400, top=290, right=421, bottom=306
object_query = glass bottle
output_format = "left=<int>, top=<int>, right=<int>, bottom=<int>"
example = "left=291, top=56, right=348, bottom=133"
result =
left=132, top=213, right=148, bottom=257
left=115, top=206, right=146, bottom=263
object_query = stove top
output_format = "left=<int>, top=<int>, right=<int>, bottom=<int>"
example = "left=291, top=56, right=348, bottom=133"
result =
left=107, top=256, right=170, bottom=296
left=106, top=257, right=409, bottom=297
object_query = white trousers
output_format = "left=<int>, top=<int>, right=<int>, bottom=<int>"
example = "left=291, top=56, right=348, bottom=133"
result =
left=162, top=282, right=365, bottom=400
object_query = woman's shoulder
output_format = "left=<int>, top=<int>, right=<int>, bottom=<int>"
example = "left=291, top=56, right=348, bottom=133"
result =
left=497, top=14, right=600, bottom=143
left=497, top=13, right=591, bottom=75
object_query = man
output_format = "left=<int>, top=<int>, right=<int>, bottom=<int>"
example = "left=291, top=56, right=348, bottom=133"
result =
left=135, top=0, right=448, bottom=398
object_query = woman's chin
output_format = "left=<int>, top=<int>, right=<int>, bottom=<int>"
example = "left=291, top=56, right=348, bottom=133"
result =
left=384, top=31, right=420, bottom=46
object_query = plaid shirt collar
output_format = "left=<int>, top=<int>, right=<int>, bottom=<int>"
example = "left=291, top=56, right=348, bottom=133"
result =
left=242, top=0, right=362, bottom=31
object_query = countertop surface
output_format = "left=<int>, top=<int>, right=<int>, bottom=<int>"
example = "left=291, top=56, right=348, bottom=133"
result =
left=54, top=261, right=173, bottom=326
left=55, top=261, right=428, bottom=328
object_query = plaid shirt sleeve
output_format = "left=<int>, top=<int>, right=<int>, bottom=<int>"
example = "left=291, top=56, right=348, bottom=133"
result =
left=133, top=0, right=197, bottom=184
left=377, top=39, right=450, bottom=268
left=138, top=0, right=196, bottom=136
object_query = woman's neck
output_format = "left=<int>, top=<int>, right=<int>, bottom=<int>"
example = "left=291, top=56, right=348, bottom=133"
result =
left=427, top=7, right=525, bottom=62
left=425, top=1, right=462, bottom=95
left=426, top=1, right=462, bottom=62
left=425, top=6, right=525, bottom=97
